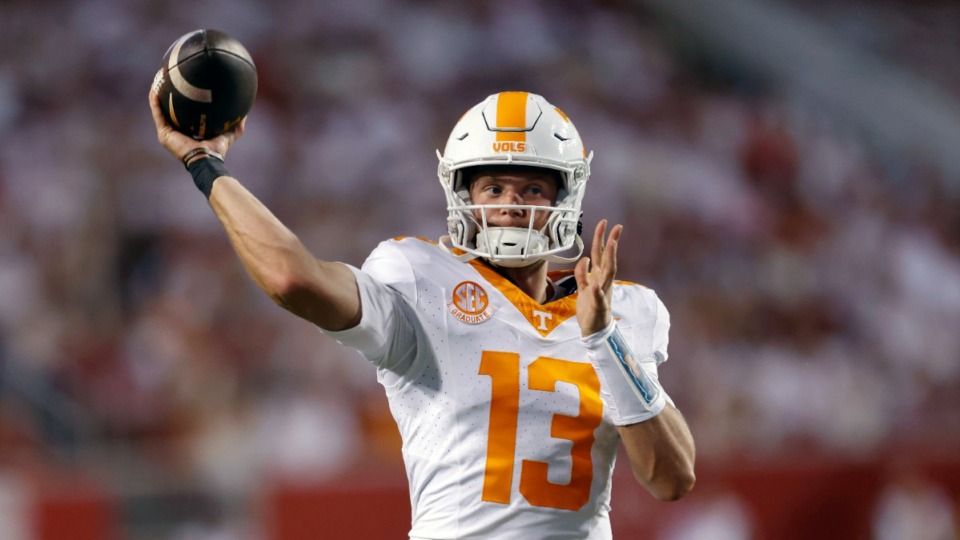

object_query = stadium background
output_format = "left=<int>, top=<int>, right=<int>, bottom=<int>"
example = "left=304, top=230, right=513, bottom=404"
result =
left=0, top=0, right=958, bottom=538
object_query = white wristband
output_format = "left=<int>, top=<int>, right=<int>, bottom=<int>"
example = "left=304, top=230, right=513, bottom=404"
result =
left=583, top=320, right=668, bottom=426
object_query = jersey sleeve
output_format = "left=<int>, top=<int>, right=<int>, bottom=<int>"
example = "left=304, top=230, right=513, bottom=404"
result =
left=651, top=295, right=670, bottom=366
left=612, top=285, right=675, bottom=413
left=641, top=292, right=674, bottom=408
left=320, top=241, right=418, bottom=373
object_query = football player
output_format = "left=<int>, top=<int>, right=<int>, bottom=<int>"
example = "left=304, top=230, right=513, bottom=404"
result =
left=150, top=89, right=695, bottom=539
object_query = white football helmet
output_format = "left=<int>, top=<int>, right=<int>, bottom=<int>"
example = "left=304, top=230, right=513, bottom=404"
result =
left=437, top=91, right=593, bottom=267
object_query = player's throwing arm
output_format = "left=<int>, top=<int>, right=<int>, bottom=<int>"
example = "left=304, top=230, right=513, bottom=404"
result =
left=148, top=30, right=361, bottom=332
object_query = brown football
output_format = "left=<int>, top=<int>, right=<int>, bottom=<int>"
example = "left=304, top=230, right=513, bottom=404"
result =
left=152, top=29, right=257, bottom=140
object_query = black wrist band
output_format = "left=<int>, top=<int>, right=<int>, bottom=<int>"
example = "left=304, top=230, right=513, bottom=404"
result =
left=187, top=156, right=230, bottom=198
left=181, top=147, right=224, bottom=167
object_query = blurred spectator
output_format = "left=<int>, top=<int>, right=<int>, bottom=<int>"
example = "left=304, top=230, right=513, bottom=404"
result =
left=872, top=466, right=957, bottom=540
left=657, top=488, right=755, bottom=540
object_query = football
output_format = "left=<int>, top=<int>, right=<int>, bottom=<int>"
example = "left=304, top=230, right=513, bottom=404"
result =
left=152, top=29, right=257, bottom=140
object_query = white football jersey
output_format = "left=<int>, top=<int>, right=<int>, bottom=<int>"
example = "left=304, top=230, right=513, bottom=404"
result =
left=324, top=237, right=670, bottom=540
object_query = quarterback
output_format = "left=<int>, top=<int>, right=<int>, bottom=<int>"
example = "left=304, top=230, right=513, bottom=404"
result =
left=150, top=89, right=695, bottom=539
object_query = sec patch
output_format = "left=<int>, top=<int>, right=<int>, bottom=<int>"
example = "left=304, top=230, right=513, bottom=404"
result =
left=449, top=281, right=494, bottom=324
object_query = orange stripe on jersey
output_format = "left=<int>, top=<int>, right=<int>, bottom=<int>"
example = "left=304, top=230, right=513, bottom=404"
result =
left=392, top=236, right=437, bottom=245
left=470, top=260, right=577, bottom=337
left=495, top=91, right=528, bottom=143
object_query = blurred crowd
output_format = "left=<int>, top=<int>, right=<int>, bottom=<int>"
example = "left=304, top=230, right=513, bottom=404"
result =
left=790, top=0, right=960, bottom=100
left=0, top=0, right=958, bottom=537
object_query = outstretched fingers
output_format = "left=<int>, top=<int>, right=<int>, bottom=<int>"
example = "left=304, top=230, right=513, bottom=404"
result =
left=599, top=224, right=622, bottom=291
left=591, top=219, right=607, bottom=268
left=578, top=221, right=624, bottom=299
left=574, top=256, right=590, bottom=290
left=575, top=222, right=623, bottom=337
left=588, top=220, right=622, bottom=292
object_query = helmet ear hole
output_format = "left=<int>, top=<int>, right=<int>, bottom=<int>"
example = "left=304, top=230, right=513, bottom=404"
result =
left=454, top=170, right=471, bottom=200
left=554, top=222, right=571, bottom=247
left=457, top=218, right=477, bottom=247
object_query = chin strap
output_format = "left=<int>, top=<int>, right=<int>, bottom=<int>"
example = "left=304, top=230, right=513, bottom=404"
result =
left=439, top=233, right=585, bottom=267
left=542, top=234, right=584, bottom=265
left=438, top=235, right=481, bottom=262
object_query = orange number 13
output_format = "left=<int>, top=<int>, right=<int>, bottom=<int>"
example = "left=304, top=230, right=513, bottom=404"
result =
left=479, top=351, right=603, bottom=511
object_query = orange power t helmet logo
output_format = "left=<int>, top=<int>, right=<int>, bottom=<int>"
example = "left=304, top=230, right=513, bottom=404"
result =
left=449, top=281, right=494, bottom=324
left=491, top=91, right=529, bottom=154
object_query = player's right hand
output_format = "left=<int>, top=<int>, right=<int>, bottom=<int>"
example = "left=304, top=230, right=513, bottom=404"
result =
left=149, top=89, right=245, bottom=164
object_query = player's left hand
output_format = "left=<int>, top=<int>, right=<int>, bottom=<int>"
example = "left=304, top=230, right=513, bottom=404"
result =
left=574, top=220, right=623, bottom=337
